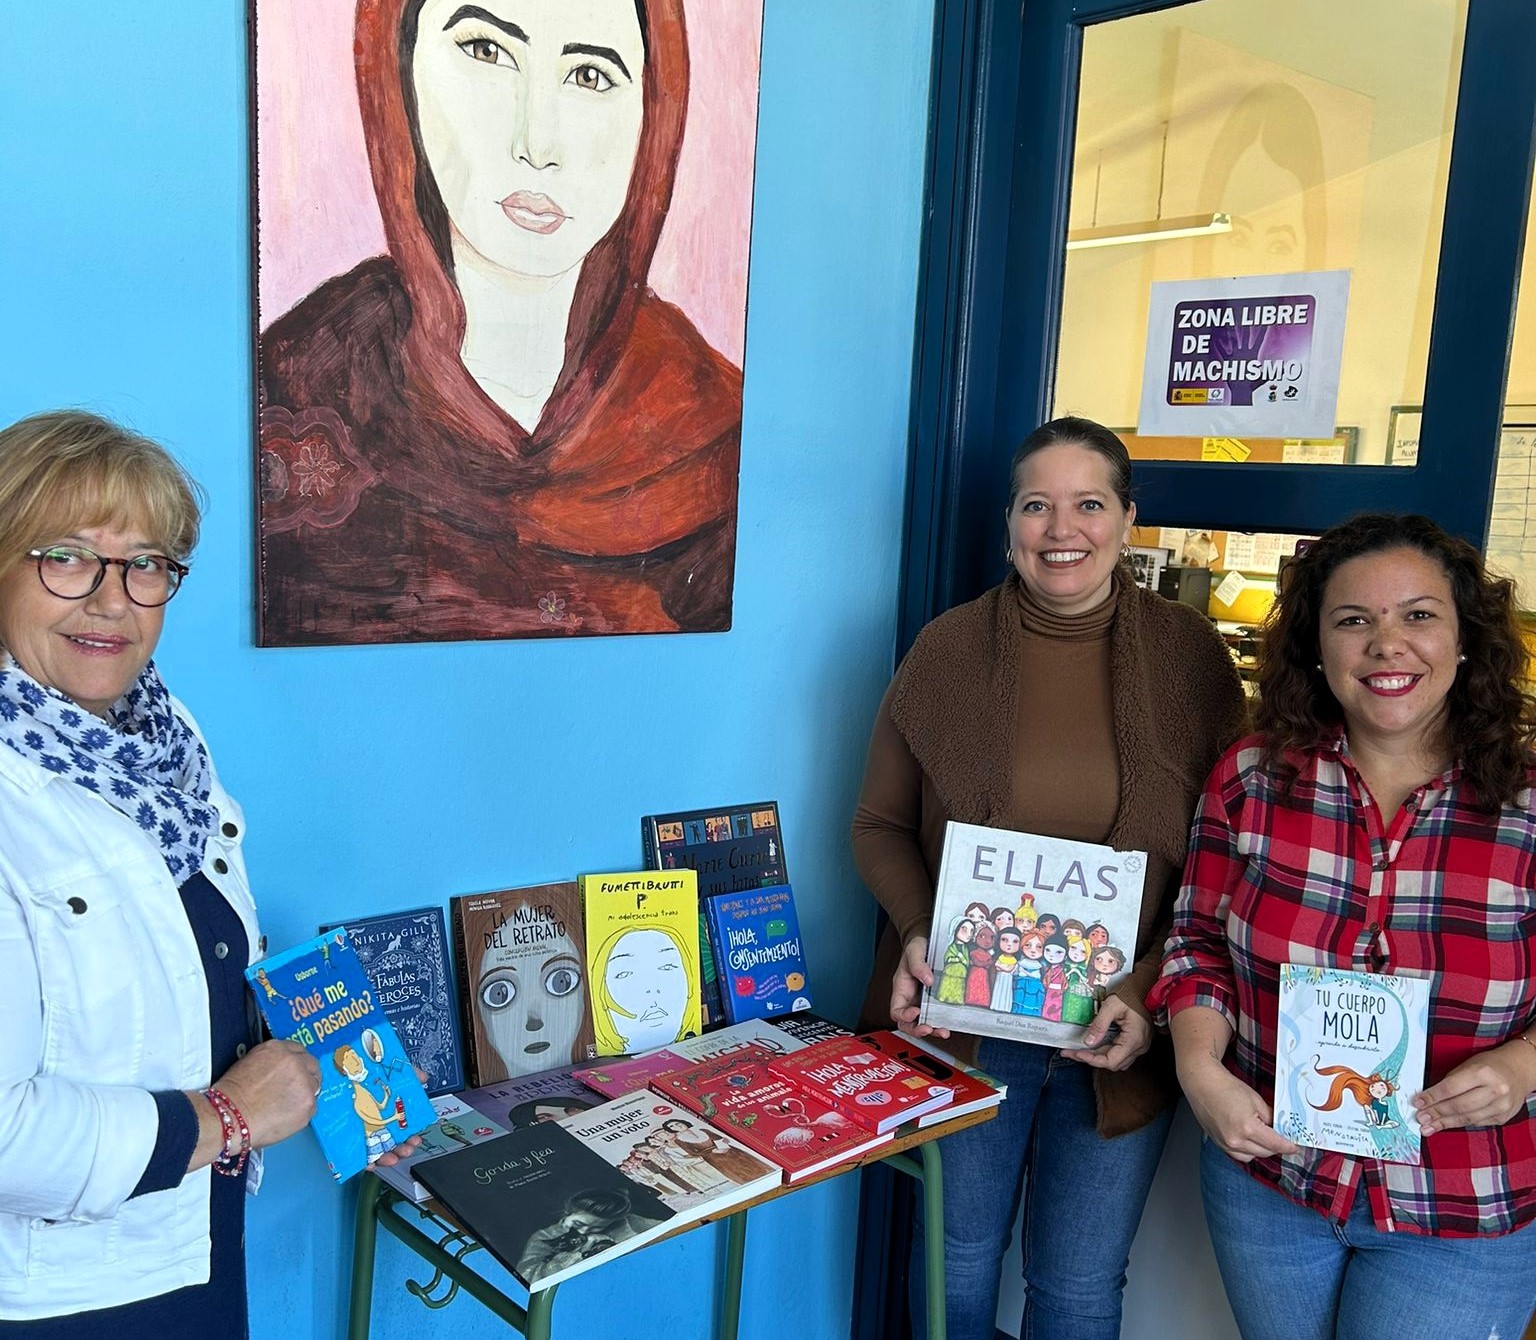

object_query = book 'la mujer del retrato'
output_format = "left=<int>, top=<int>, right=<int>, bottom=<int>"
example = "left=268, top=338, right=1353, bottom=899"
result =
left=246, top=930, right=435, bottom=1180
left=918, top=822, right=1146, bottom=1047
left=1272, top=965, right=1430, bottom=1165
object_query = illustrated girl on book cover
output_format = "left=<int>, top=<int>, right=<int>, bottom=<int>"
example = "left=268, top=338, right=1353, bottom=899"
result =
left=1013, top=931, right=1046, bottom=1017
left=590, top=923, right=697, bottom=1053
left=965, top=923, right=997, bottom=1006
left=991, top=928, right=1021, bottom=1012
left=1040, top=934, right=1070, bottom=1023
left=937, top=919, right=973, bottom=1004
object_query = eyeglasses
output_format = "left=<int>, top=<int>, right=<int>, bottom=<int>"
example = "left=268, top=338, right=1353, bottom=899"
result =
left=26, top=545, right=189, bottom=608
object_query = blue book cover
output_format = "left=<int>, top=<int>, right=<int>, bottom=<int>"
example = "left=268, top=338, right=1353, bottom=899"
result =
left=707, top=883, right=813, bottom=1023
left=641, top=801, right=788, bottom=1029
left=321, top=906, right=466, bottom=1096
left=246, top=930, right=436, bottom=1181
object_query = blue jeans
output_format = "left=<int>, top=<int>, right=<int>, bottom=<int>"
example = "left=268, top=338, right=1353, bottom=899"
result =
left=911, top=1037, right=1175, bottom=1340
left=1201, top=1137, right=1536, bottom=1340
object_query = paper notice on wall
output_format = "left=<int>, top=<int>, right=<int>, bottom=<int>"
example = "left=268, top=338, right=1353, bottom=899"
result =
left=1137, top=271, right=1350, bottom=437
left=1201, top=437, right=1251, bottom=462
left=1213, top=571, right=1248, bottom=608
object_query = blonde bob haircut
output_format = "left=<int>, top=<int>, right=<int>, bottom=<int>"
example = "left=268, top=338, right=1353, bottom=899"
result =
left=0, top=410, right=204, bottom=573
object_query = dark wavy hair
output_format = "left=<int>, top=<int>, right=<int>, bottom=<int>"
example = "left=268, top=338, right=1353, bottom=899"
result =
left=1256, top=513, right=1536, bottom=809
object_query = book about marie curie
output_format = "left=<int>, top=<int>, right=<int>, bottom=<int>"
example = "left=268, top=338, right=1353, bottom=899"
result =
left=917, top=822, right=1146, bottom=1047
left=246, top=930, right=435, bottom=1181
left=1272, top=965, right=1430, bottom=1165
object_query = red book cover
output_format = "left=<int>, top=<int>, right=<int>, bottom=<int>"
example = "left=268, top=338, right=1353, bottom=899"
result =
left=651, top=1045, right=890, bottom=1182
left=767, top=1033, right=957, bottom=1134
left=848, top=1030, right=1004, bottom=1128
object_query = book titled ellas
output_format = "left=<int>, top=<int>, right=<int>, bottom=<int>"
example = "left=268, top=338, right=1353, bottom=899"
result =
left=581, top=870, right=702, bottom=1057
left=768, top=1032, right=956, bottom=1134
left=641, top=801, right=788, bottom=1030
left=560, top=1090, right=779, bottom=1217
left=652, top=1044, right=890, bottom=1183
left=1273, top=965, right=1430, bottom=1165
left=918, top=822, right=1146, bottom=1048
left=246, top=930, right=435, bottom=1180
left=450, top=882, right=596, bottom=1087
left=412, top=1123, right=677, bottom=1293
left=370, top=1092, right=508, bottom=1203
left=707, top=883, right=814, bottom=1024
left=320, top=905, right=465, bottom=1095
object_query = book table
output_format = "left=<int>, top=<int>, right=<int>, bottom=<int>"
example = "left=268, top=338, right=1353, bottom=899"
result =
left=347, top=1104, right=996, bottom=1340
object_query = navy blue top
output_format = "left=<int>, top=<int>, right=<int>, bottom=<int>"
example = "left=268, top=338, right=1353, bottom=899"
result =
left=5, top=872, right=260, bottom=1337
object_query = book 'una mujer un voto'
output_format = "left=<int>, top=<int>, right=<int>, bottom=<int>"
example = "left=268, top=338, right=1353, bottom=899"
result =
left=918, top=822, right=1147, bottom=1047
left=246, top=929, right=435, bottom=1180
left=1272, top=965, right=1430, bottom=1165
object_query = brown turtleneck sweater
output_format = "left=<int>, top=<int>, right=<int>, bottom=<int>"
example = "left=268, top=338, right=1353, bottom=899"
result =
left=852, top=571, right=1247, bottom=1135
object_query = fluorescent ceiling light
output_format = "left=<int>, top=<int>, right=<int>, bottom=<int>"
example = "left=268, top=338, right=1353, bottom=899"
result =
left=1066, top=211, right=1232, bottom=251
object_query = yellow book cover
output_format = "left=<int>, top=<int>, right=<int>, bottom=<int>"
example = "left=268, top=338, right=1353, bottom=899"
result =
left=580, top=870, right=702, bottom=1057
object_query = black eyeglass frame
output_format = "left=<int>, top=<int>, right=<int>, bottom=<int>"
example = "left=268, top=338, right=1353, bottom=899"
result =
left=25, top=546, right=191, bottom=609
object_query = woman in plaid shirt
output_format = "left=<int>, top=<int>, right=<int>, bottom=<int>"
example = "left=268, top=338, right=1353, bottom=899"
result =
left=1150, top=514, right=1536, bottom=1340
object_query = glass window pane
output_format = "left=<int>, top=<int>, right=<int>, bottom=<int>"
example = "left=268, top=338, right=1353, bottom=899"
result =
left=1489, top=171, right=1536, bottom=606
left=1054, top=0, right=1467, bottom=467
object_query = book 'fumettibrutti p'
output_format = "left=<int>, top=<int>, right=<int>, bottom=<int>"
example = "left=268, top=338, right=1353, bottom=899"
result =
left=1272, top=965, right=1430, bottom=1165
left=581, top=869, right=702, bottom=1057
left=246, top=930, right=435, bottom=1180
left=918, top=822, right=1146, bottom=1047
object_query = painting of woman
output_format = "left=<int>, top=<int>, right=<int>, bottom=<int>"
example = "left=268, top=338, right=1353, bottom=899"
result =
left=255, top=0, right=757, bottom=644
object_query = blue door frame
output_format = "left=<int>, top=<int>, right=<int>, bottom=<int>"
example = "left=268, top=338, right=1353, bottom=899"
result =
left=854, top=1, right=1535, bottom=1335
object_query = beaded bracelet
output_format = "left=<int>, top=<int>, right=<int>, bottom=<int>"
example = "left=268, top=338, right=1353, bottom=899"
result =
left=203, top=1087, right=252, bottom=1177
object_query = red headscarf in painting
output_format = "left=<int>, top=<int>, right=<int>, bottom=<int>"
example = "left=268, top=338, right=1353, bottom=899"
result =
left=258, top=0, right=742, bottom=642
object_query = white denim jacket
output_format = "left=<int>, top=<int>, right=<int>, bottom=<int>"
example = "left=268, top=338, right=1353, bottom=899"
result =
left=0, top=700, right=262, bottom=1320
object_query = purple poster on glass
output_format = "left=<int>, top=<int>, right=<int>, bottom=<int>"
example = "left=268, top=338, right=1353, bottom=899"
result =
left=1138, top=270, right=1349, bottom=438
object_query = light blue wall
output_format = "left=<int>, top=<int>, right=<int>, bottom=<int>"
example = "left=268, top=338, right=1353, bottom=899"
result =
left=1, top=4, right=935, bottom=1337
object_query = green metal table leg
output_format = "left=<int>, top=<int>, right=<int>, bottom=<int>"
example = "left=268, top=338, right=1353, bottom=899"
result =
left=348, top=1174, right=384, bottom=1340
left=717, top=1211, right=748, bottom=1340
left=525, top=1282, right=558, bottom=1340
left=919, top=1140, right=946, bottom=1340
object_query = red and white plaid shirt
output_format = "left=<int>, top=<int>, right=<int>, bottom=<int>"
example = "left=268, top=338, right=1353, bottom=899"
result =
left=1150, top=733, right=1536, bottom=1238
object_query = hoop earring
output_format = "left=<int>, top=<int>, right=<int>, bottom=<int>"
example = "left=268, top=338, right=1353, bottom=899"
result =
left=1004, top=543, right=1015, bottom=566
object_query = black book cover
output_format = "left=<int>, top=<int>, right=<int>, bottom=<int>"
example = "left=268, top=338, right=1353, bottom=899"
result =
left=413, top=1124, right=676, bottom=1292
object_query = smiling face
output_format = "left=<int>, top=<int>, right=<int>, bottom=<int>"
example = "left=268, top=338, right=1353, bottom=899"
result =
left=1007, top=443, right=1135, bottom=617
left=411, top=0, right=646, bottom=282
left=478, top=922, right=586, bottom=1074
left=1318, top=547, right=1460, bottom=759
left=0, top=520, right=167, bottom=718
left=604, top=926, right=687, bottom=1046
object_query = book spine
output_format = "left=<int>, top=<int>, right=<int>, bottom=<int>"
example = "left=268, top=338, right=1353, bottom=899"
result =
left=449, top=897, right=480, bottom=1089
left=703, top=895, right=736, bottom=1026
left=640, top=817, right=657, bottom=869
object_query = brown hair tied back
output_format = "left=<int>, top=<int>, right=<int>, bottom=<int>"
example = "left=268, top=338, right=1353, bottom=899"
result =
left=1256, top=512, right=1536, bottom=810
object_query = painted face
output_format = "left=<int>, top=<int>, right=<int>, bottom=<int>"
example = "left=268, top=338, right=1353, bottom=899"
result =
left=1067, top=939, right=1088, bottom=965
left=1092, top=949, right=1122, bottom=977
left=1035, top=915, right=1060, bottom=937
left=997, top=930, right=1021, bottom=955
left=1021, top=934, right=1045, bottom=961
left=1368, top=1079, right=1390, bottom=1100
left=1086, top=925, right=1109, bottom=948
left=412, top=0, right=647, bottom=281
left=1043, top=941, right=1067, bottom=966
left=973, top=923, right=996, bottom=950
left=479, top=923, right=586, bottom=1074
left=953, top=919, right=975, bottom=945
left=340, top=1049, right=367, bottom=1081
left=991, top=910, right=1013, bottom=931
left=0, top=521, right=168, bottom=718
left=605, top=927, right=687, bottom=1047
left=1211, top=143, right=1309, bottom=276
left=1319, top=548, right=1460, bottom=759
left=1007, top=443, right=1135, bottom=617
left=963, top=902, right=989, bottom=923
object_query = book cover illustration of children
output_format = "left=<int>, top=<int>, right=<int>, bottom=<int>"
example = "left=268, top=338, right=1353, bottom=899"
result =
left=920, top=823, right=1146, bottom=1047
left=1272, top=965, right=1430, bottom=1165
